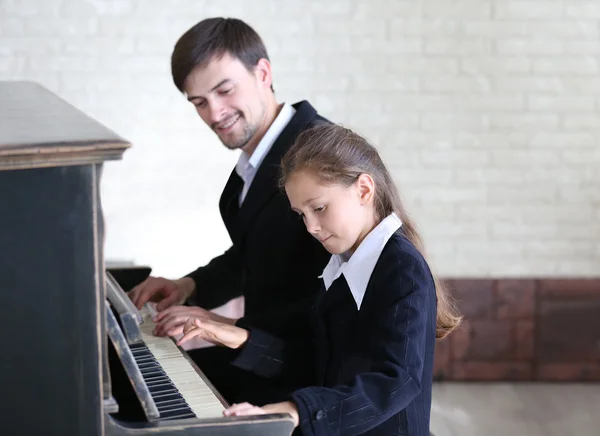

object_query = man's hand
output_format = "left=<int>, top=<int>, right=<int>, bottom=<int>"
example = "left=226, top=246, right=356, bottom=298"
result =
left=176, top=317, right=249, bottom=349
left=152, top=305, right=238, bottom=337
left=128, top=276, right=195, bottom=311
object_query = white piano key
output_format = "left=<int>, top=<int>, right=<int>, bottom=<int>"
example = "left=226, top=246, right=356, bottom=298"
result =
left=139, top=305, right=226, bottom=419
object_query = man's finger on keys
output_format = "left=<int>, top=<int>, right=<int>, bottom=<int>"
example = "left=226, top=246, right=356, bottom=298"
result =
left=154, top=314, right=177, bottom=334
left=167, top=326, right=184, bottom=336
left=129, top=277, right=149, bottom=301
left=157, top=294, right=177, bottom=311
left=153, top=306, right=174, bottom=321
left=158, top=315, right=188, bottom=334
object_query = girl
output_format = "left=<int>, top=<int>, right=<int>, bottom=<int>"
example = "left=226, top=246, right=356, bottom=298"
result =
left=176, top=123, right=461, bottom=435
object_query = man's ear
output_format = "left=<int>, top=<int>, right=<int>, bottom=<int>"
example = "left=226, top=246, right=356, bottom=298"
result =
left=356, top=173, right=375, bottom=205
left=254, top=58, right=273, bottom=90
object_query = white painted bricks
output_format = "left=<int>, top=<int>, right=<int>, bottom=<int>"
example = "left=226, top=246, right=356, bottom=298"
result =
left=1, top=0, right=598, bottom=278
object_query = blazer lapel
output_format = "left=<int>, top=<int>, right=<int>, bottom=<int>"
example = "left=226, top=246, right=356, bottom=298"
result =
left=219, top=169, right=244, bottom=244
left=234, top=101, right=319, bottom=242
left=313, top=282, right=330, bottom=385
left=317, top=274, right=353, bottom=315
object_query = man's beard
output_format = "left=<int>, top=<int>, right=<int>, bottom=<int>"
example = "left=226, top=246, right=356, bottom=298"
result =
left=218, top=113, right=257, bottom=150
left=217, top=102, right=266, bottom=150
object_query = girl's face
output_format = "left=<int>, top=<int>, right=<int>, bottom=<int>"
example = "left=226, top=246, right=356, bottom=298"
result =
left=285, top=169, right=376, bottom=255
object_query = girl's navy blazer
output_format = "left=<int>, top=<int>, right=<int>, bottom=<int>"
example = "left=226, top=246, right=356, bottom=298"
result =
left=233, top=230, right=437, bottom=436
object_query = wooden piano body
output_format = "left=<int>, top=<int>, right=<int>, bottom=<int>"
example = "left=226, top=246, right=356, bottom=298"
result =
left=0, top=81, right=294, bottom=436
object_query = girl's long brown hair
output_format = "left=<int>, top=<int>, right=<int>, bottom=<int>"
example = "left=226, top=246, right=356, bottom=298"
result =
left=280, top=123, right=461, bottom=339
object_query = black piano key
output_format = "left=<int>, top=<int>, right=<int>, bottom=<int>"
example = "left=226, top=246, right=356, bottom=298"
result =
left=146, top=377, right=171, bottom=386
left=153, top=393, right=185, bottom=404
left=140, top=368, right=163, bottom=377
left=145, top=376, right=170, bottom=385
left=138, top=362, right=159, bottom=370
left=133, top=354, right=156, bottom=361
left=148, top=383, right=177, bottom=394
left=155, top=397, right=188, bottom=408
left=157, top=402, right=190, bottom=412
left=129, top=343, right=197, bottom=420
left=152, top=391, right=186, bottom=400
left=159, top=409, right=197, bottom=420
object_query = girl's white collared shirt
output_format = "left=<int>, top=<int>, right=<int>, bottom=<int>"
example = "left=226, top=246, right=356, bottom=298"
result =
left=320, top=212, right=402, bottom=310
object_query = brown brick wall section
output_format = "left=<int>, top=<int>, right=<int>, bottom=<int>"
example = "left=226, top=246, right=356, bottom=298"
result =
left=434, top=279, right=600, bottom=381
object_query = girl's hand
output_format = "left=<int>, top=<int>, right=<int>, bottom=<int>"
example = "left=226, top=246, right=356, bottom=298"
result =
left=224, top=401, right=300, bottom=428
left=176, top=317, right=249, bottom=349
left=152, top=305, right=237, bottom=337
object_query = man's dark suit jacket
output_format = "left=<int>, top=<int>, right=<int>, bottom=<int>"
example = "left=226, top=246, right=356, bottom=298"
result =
left=232, top=231, right=437, bottom=436
left=186, top=101, right=331, bottom=403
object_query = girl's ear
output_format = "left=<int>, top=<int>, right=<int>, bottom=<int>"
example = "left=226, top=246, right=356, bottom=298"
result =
left=356, top=173, right=375, bottom=205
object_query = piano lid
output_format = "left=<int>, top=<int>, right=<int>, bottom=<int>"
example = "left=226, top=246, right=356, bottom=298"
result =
left=0, top=80, right=130, bottom=171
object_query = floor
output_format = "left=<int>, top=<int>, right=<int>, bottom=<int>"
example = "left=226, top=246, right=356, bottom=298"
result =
left=430, top=382, right=600, bottom=436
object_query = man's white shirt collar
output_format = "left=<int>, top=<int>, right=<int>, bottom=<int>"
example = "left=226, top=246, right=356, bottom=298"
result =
left=235, top=103, right=295, bottom=192
left=320, top=213, right=402, bottom=310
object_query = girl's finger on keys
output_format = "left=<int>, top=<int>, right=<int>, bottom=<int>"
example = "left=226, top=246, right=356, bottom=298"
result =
left=182, top=317, right=198, bottom=334
left=176, top=330, right=197, bottom=346
left=230, top=403, right=256, bottom=414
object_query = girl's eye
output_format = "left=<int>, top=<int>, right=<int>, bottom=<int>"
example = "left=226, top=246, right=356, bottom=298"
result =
left=195, top=101, right=207, bottom=108
left=219, top=88, right=233, bottom=95
left=314, top=206, right=325, bottom=213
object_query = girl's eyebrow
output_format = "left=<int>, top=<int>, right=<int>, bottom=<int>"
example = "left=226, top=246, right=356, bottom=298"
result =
left=302, top=196, right=322, bottom=205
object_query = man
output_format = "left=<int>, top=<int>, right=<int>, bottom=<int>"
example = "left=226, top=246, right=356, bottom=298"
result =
left=129, top=17, right=330, bottom=405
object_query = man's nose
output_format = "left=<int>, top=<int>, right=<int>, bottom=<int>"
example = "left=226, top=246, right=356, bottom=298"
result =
left=207, top=101, right=226, bottom=124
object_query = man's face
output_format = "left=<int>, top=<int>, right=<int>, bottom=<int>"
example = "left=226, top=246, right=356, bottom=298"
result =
left=183, top=53, right=269, bottom=150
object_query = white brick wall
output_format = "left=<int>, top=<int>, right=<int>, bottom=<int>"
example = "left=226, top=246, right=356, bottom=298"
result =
left=1, top=0, right=599, bottom=278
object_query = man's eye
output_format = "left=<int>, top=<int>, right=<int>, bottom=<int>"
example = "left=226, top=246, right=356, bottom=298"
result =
left=195, top=101, right=207, bottom=108
left=219, top=88, right=233, bottom=95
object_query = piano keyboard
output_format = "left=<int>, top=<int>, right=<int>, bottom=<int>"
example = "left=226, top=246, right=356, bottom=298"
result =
left=137, top=305, right=226, bottom=420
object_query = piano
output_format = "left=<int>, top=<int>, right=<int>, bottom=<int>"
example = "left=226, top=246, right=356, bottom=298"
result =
left=0, top=81, right=295, bottom=436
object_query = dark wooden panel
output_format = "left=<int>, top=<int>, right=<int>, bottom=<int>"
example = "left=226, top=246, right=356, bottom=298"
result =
left=434, top=278, right=600, bottom=381
left=0, top=165, right=104, bottom=435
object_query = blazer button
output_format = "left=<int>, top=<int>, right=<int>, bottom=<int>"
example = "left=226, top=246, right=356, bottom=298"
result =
left=315, top=410, right=324, bottom=420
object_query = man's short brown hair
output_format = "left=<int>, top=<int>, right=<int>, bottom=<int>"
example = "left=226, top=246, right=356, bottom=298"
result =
left=171, top=17, right=273, bottom=93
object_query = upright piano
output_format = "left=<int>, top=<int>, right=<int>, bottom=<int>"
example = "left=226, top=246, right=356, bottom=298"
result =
left=0, top=81, right=294, bottom=436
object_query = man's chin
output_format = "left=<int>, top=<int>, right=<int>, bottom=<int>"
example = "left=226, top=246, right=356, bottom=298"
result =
left=219, top=133, right=253, bottom=151
left=214, top=131, right=241, bottom=149
left=221, top=139, right=246, bottom=151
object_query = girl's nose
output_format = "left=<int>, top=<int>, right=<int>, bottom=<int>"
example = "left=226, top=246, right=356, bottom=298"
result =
left=304, top=215, right=321, bottom=234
